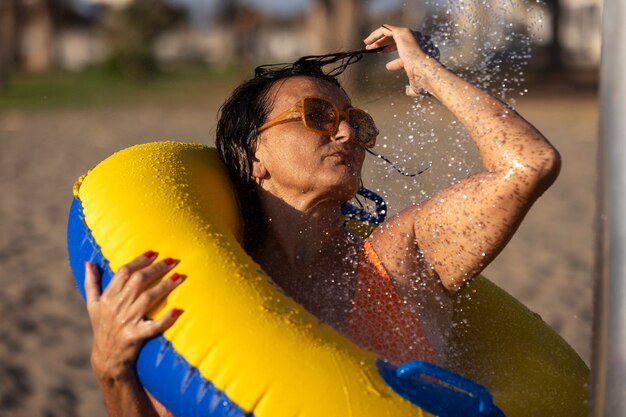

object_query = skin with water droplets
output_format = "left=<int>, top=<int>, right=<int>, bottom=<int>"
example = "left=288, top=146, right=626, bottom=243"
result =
left=364, top=26, right=560, bottom=295
left=239, top=25, right=562, bottom=367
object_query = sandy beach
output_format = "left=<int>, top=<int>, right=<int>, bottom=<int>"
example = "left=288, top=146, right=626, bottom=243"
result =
left=0, top=82, right=597, bottom=416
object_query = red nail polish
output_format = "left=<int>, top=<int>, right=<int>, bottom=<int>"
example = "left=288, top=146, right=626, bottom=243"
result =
left=171, top=308, right=183, bottom=317
left=144, top=250, right=155, bottom=258
left=170, top=273, right=181, bottom=282
left=164, top=257, right=175, bottom=266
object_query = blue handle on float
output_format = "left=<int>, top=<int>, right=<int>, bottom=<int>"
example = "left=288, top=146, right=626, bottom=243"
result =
left=341, top=187, right=387, bottom=225
left=377, top=360, right=505, bottom=417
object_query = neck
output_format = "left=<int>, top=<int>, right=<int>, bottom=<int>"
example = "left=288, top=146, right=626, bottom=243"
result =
left=252, top=189, right=352, bottom=269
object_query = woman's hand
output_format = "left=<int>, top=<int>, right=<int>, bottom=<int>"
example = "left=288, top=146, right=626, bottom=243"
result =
left=85, top=251, right=184, bottom=383
left=363, top=24, right=444, bottom=97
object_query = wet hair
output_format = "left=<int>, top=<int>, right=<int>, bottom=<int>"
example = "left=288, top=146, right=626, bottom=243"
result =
left=215, top=48, right=384, bottom=251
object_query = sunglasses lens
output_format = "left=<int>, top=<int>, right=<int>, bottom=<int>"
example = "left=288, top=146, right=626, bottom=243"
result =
left=303, top=98, right=337, bottom=133
left=349, top=109, right=378, bottom=148
left=302, top=98, right=378, bottom=148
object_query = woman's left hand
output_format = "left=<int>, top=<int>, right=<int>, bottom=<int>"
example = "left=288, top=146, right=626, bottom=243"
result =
left=363, top=24, right=443, bottom=97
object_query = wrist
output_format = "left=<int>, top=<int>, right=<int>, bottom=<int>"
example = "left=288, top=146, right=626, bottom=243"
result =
left=91, top=355, right=137, bottom=385
left=408, top=58, right=446, bottom=97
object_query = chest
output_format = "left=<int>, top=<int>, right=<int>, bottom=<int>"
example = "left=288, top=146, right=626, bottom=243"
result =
left=266, top=255, right=359, bottom=330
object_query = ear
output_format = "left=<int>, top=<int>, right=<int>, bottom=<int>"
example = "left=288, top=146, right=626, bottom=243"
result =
left=251, top=154, right=267, bottom=181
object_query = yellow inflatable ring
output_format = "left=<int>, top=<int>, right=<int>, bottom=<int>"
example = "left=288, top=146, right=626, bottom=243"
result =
left=67, top=141, right=588, bottom=417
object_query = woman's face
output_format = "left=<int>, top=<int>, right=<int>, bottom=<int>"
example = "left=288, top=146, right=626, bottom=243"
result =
left=252, top=76, right=366, bottom=207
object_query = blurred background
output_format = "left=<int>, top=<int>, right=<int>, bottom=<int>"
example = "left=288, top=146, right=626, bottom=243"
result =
left=0, top=0, right=601, bottom=85
left=0, top=0, right=599, bottom=416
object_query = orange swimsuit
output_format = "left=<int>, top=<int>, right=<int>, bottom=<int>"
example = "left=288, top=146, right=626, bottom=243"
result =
left=343, top=240, right=438, bottom=365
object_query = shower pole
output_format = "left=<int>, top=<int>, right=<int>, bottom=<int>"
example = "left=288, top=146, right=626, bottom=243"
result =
left=593, top=0, right=626, bottom=415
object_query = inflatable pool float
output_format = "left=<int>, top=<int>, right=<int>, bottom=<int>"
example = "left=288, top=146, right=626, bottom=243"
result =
left=67, top=141, right=589, bottom=417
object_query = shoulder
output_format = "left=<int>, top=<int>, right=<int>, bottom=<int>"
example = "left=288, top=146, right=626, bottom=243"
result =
left=367, top=206, right=420, bottom=255
left=365, top=209, right=431, bottom=287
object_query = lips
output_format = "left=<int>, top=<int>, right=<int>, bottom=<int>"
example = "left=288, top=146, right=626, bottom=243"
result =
left=327, top=150, right=354, bottom=164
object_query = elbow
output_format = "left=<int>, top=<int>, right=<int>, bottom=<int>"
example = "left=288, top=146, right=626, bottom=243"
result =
left=494, top=144, right=561, bottom=200
left=535, top=145, right=561, bottom=191
left=506, top=143, right=561, bottom=194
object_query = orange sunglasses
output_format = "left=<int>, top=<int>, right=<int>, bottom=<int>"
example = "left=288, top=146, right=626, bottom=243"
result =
left=256, top=96, right=379, bottom=148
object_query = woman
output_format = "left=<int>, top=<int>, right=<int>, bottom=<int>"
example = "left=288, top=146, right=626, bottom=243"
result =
left=83, top=25, right=560, bottom=416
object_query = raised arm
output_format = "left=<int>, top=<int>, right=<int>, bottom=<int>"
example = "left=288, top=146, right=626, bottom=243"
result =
left=364, top=25, right=561, bottom=292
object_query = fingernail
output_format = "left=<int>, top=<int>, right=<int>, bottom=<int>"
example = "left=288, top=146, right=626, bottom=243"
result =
left=170, top=273, right=182, bottom=282
left=84, top=261, right=90, bottom=271
left=164, top=257, right=176, bottom=266
left=144, top=250, right=156, bottom=258
left=171, top=308, right=183, bottom=317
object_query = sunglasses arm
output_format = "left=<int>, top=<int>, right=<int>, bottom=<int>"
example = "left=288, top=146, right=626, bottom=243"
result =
left=256, top=105, right=301, bottom=134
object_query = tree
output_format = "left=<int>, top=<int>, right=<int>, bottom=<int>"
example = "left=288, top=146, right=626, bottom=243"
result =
left=306, top=0, right=364, bottom=54
left=544, top=0, right=563, bottom=73
left=0, top=0, right=17, bottom=91
left=101, top=0, right=184, bottom=80
left=18, top=0, right=55, bottom=73
left=520, top=0, right=563, bottom=73
left=305, top=0, right=365, bottom=90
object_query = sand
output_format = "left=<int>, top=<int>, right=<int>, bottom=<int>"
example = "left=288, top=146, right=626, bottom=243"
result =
left=0, top=85, right=597, bottom=416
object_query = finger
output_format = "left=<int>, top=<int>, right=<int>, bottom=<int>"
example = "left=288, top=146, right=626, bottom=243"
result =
left=363, top=23, right=397, bottom=45
left=386, top=58, right=405, bottom=72
left=375, top=26, right=427, bottom=55
left=363, top=27, right=397, bottom=52
left=405, top=85, right=421, bottom=98
left=105, top=250, right=158, bottom=294
left=122, top=257, right=180, bottom=302
left=367, top=40, right=398, bottom=53
left=364, top=34, right=397, bottom=52
left=129, top=272, right=185, bottom=318
left=136, top=308, right=184, bottom=340
left=84, top=261, right=101, bottom=305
